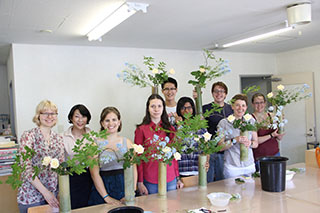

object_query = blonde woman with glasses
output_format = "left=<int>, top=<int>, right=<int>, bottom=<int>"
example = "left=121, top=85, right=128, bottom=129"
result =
left=17, top=100, right=64, bottom=213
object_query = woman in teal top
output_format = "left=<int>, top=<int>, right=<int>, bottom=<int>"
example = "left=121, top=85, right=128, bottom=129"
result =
left=88, top=107, right=136, bottom=205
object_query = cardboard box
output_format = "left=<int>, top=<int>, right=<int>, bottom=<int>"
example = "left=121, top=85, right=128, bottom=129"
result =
left=305, top=149, right=319, bottom=168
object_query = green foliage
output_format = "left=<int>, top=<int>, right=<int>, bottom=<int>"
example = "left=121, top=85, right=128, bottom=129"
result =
left=120, top=147, right=149, bottom=170
left=188, top=49, right=230, bottom=89
left=174, top=103, right=223, bottom=155
left=3, top=130, right=107, bottom=189
left=242, top=85, right=260, bottom=95
left=232, top=117, right=257, bottom=132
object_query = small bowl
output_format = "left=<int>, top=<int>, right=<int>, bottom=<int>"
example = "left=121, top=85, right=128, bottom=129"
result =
left=207, top=192, right=232, bottom=207
left=286, top=170, right=296, bottom=181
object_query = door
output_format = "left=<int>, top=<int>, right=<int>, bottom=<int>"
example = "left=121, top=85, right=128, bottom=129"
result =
left=271, top=72, right=315, bottom=164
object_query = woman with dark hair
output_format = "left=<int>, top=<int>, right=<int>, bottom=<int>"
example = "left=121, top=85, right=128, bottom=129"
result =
left=88, top=107, right=134, bottom=206
left=217, top=94, right=258, bottom=178
left=62, top=104, right=92, bottom=209
left=251, top=93, right=284, bottom=171
left=135, top=94, right=183, bottom=195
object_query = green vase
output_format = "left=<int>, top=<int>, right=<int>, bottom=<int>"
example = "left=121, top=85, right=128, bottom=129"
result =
left=158, top=161, right=167, bottom=198
left=198, top=154, right=207, bottom=189
left=195, top=85, right=203, bottom=115
left=124, top=166, right=135, bottom=205
left=58, top=175, right=71, bottom=213
left=240, top=131, right=249, bottom=162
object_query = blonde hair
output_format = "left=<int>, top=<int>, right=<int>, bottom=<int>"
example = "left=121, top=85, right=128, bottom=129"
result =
left=32, top=100, right=58, bottom=126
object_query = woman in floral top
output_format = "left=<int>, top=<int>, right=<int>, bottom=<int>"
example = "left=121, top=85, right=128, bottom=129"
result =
left=17, top=100, right=64, bottom=213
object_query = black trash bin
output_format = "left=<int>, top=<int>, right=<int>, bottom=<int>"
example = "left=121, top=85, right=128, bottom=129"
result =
left=259, top=156, right=289, bottom=192
left=108, top=206, right=144, bottom=213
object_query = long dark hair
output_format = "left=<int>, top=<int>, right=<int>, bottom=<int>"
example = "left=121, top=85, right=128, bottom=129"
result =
left=137, top=94, right=171, bottom=132
left=176, top=97, right=196, bottom=120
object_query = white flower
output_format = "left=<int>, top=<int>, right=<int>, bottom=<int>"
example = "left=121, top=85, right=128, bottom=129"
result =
left=268, top=106, right=274, bottom=112
left=199, top=67, right=206, bottom=73
left=169, top=68, right=175, bottom=75
left=152, top=68, right=158, bottom=74
left=243, top=114, right=252, bottom=121
left=174, top=152, right=181, bottom=160
left=203, top=132, right=212, bottom=142
left=42, top=156, right=52, bottom=166
left=132, top=144, right=144, bottom=154
left=278, top=106, right=284, bottom=111
left=194, top=137, right=199, bottom=141
left=277, top=84, right=285, bottom=91
left=50, top=158, right=60, bottom=169
left=162, top=146, right=171, bottom=153
left=267, top=92, right=273, bottom=98
left=227, top=115, right=236, bottom=123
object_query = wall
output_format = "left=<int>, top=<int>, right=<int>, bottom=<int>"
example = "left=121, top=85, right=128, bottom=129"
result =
left=0, top=65, right=9, bottom=114
left=11, top=44, right=277, bottom=140
left=276, top=45, right=320, bottom=141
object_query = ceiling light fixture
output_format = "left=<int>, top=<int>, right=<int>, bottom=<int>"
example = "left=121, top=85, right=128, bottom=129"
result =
left=87, top=2, right=149, bottom=41
left=220, top=2, right=311, bottom=48
left=222, top=25, right=294, bottom=48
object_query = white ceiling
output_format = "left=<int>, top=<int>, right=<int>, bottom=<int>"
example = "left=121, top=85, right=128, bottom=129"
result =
left=0, top=0, right=320, bottom=65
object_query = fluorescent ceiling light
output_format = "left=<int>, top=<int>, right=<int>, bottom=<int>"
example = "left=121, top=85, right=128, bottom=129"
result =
left=87, top=2, right=148, bottom=41
left=222, top=26, right=295, bottom=48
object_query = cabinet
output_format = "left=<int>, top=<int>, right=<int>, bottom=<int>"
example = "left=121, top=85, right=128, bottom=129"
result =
left=0, top=175, right=19, bottom=213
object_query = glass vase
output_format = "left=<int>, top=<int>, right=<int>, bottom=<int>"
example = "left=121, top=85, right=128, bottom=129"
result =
left=58, top=174, right=71, bottom=213
left=158, top=161, right=167, bottom=198
left=240, top=131, right=249, bottom=162
left=124, top=166, right=135, bottom=205
left=198, top=154, right=207, bottom=189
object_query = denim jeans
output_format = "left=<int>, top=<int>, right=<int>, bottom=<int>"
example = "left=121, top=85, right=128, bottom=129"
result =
left=255, top=152, right=281, bottom=172
left=143, top=178, right=177, bottom=194
left=207, top=152, right=224, bottom=183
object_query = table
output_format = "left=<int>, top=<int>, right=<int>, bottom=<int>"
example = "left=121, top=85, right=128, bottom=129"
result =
left=31, top=163, right=320, bottom=213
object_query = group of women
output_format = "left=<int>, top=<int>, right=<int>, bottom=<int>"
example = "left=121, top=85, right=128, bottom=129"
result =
left=17, top=86, right=284, bottom=213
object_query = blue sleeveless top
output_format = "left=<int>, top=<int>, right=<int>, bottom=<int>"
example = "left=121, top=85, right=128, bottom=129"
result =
left=97, top=137, right=128, bottom=171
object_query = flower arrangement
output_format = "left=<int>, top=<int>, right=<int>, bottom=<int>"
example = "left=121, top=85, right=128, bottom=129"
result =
left=2, top=130, right=107, bottom=189
left=175, top=104, right=224, bottom=155
left=267, top=84, right=311, bottom=133
left=117, top=56, right=175, bottom=89
left=120, top=144, right=149, bottom=169
left=188, top=49, right=230, bottom=89
left=227, top=114, right=257, bottom=161
left=148, top=134, right=182, bottom=165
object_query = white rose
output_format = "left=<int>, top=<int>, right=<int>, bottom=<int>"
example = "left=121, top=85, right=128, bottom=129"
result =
left=169, top=68, right=175, bottom=75
left=50, top=158, right=60, bottom=169
left=268, top=106, right=274, bottom=112
left=133, top=144, right=144, bottom=154
left=199, top=68, right=206, bottom=73
left=194, top=137, right=200, bottom=141
left=152, top=68, right=158, bottom=74
left=42, top=156, right=52, bottom=166
left=243, top=114, right=252, bottom=121
left=162, top=146, right=171, bottom=153
left=277, top=84, right=285, bottom=91
left=227, top=115, right=236, bottom=123
left=203, top=132, right=212, bottom=142
left=174, top=152, right=181, bottom=160
left=267, top=92, right=273, bottom=98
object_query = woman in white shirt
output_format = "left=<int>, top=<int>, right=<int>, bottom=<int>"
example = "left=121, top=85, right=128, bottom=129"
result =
left=62, top=104, right=92, bottom=209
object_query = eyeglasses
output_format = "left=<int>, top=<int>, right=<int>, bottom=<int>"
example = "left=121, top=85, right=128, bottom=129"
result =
left=213, top=89, right=225, bottom=94
left=40, top=112, right=58, bottom=117
left=182, top=106, right=193, bottom=110
left=163, top=87, right=176, bottom=92
left=253, top=102, right=265, bottom=105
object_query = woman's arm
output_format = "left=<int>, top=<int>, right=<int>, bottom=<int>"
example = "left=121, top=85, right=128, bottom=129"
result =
left=30, top=177, right=59, bottom=208
left=89, top=164, right=121, bottom=204
left=250, top=131, right=259, bottom=148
